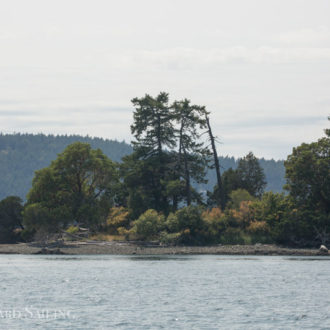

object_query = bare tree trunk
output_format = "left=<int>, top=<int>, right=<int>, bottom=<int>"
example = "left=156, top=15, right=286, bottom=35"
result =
left=183, top=147, right=191, bottom=206
left=205, top=114, right=225, bottom=209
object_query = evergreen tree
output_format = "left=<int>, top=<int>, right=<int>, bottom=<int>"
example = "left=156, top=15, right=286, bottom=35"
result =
left=123, top=92, right=176, bottom=215
left=172, top=99, right=210, bottom=206
left=236, top=152, right=266, bottom=198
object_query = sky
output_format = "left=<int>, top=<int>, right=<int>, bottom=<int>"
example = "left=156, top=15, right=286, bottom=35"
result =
left=0, top=0, right=329, bottom=160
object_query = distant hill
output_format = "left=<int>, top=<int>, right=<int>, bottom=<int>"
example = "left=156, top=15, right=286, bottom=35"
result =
left=0, top=133, right=286, bottom=200
left=0, top=133, right=132, bottom=200
left=202, top=156, right=286, bottom=194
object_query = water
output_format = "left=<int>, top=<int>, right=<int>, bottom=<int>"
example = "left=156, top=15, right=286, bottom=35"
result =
left=1, top=255, right=330, bottom=329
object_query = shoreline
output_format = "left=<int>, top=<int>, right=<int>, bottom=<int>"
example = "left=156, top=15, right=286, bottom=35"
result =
left=0, top=242, right=329, bottom=256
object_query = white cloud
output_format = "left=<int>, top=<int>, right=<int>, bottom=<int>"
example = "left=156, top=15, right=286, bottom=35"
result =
left=278, top=26, right=330, bottom=45
left=130, top=46, right=330, bottom=71
left=1, top=0, right=330, bottom=159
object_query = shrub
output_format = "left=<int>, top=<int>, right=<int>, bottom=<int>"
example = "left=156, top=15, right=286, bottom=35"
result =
left=173, top=206, right=205, bottom=244
left=227, top=189, right=255, bottom=210
left=175, top=206, right=204, bottom=233
left=66, top=225, right=79, bottom=235
left=131, top=209, right=165, bottom=240
left=202, top=208, right=227, bottom=243
left=106, top=207, right=130, bottom=234
left=246, top=221, right=271, bottom=244
left=165, top=212, right=180, bottom=233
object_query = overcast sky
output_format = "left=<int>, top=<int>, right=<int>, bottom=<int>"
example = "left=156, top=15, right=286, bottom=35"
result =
left=1, top=0, right=329, bottom=159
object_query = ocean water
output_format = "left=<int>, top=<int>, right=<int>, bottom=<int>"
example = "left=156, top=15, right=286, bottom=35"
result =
left=0, top=255, right=330, bottom=329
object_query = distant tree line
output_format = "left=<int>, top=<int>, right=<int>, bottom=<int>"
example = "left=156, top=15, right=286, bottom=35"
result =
left=0, top=95, right=328, bottom=247
left=0, top=134, right=285, bottom=201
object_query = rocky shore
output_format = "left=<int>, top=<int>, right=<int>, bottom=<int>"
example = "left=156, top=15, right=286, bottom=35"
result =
left=0, top=241, right=329, bottom=256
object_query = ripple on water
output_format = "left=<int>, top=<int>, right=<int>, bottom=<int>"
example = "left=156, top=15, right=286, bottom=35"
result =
left=1, top=255, right=330, bottom=329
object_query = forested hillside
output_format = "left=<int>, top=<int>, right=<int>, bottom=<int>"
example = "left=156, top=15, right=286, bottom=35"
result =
left=201, top=157, right=285, bottom=193
left=0, top=133, right=132, bottom=200
left=0, top=133, right=285, bottom=200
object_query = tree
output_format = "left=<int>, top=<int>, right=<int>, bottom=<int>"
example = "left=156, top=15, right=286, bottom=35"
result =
left=236, top=152, right=266, bottom=198
left=221, top=168, right=242, bottom=205
left=216, top=153, right=266, bottom=207
left=23, top=142, right=119, bottom=232
left=205, top=112, right=225, bottom=208
left=121, top=150, right=164, bottom=219
left=285, top=130, right=330, bottom=213
left=0, top=196, right=23, bottom=243
left=124, top=92, right=175, bottom=215
left=172, top=99, right=210, bottom=206
left=131, top=92, right=175, bottom=157
left=284, top=122, right=330, bottom=244
left=123, top=92, right=211, bottom=216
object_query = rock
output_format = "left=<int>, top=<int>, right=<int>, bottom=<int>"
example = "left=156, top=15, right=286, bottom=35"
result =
left=35, top=247, right=65, bottom=255
left=319, top=245, right=328, bottom=253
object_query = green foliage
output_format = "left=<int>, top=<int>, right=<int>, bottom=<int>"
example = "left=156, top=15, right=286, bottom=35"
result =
left=212, top=153, right=267, bottom=207
left=3, top=96, right=327, bottom=248
left=201, top=156, right=284, bottom=195
left=0, top=196, right=23, bottom=243
left=174, top=206, right=204, bottom=234
left=284, top=126, right=330, bottom=245
left=250, top=191, right=328, bottom=246
left=131, top=209, right=165, bottom=240
left=0, top=133, right=285, bottom=203
left=285, top=137, right=330, bottom=213
left=131, top=92, right=176, bottom=153
left=165, top=206, right=205, bottom=244
left=172, top=99, right=210, bottom=206
left=236, top=152, right=266, bottom=197
left=23, top=142, right=119, bottom=233
left=23, top=203, right=71, bottom=232
left=221, top=168, right=242, bottom=203
left=122, top=92, right=210, bottom=217
left=228, top=189, right=255, bottom=210
left=0, top=133, right=132, bottom=201
left=201, top=208, right=227, bottom=243
left=66, top=225, right=79, bottom=235
left=106, top=207, right=130, bottom=234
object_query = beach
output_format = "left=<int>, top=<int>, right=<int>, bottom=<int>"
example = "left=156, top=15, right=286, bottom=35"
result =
left=0, top=241, right=328, bottom=256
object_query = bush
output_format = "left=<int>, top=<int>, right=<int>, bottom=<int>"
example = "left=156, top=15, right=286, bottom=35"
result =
left=165, top=212, right=180, bottom=233
left=172, top=206, right=205, bottom=244
left=66, top=225, right=79, bottom=235
left=175, top=206, right=204, bottom=233
left=23, top=203, right=70, bottom=233
left=201, top=208, right=227, bottom=243
left=131, top=209, right=165, bottom=240
left=106, top=207, right=130, bottom=234
left=227, top=189, right=255, bottom=210
left=246, top=221, right=271, bottom=244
